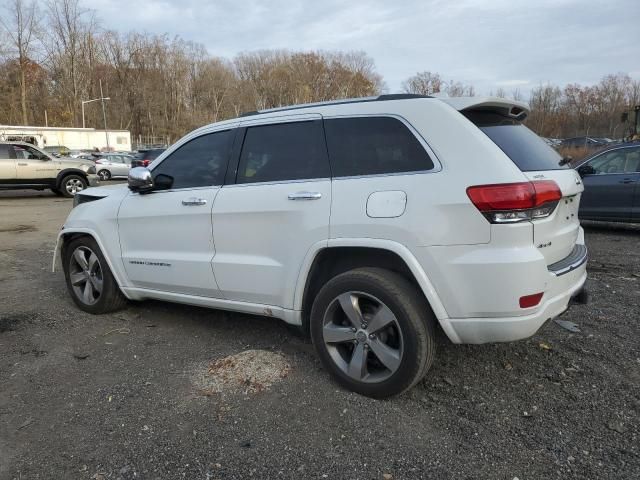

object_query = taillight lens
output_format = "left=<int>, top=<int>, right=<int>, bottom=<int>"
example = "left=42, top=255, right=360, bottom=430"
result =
left=95, top=159, right=103, bottom=164
left=467, top=180, right=562, bottom=223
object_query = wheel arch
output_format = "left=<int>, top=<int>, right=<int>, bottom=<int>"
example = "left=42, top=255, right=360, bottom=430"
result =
left=296, top=239, right=459, bottom=343
left=55, top=168, right=89, bottom=188
left=55, top=228, right=131, bottom=298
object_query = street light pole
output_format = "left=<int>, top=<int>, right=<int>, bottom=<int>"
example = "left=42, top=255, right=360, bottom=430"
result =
left=80, top=88, right=111, bottom=149
left=99, top=79, right=110, bottom=151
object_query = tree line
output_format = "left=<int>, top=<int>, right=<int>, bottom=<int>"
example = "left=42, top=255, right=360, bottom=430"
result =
left=1, top=0, right=639, bottom=146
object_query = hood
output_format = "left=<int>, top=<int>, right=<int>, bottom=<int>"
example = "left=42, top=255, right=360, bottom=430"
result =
left=80, top=183, right=129, bottom=198
left=57, top=156, right=94, bottom=167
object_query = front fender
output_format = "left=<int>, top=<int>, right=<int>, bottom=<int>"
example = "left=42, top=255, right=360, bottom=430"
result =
left=53, top=227, right=133, bottom=299
left=56, top=168, right=88, bottom=188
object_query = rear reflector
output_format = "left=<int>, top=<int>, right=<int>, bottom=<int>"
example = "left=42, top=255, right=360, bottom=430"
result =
left=519, top=292, right=544, bottom=308
left=467, top=180, right=562, bottom=223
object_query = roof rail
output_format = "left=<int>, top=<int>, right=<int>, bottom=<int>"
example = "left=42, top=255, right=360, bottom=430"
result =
left=239, top=94, right=431, bottom=118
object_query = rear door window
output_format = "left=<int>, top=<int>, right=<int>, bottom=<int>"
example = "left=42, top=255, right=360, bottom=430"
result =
left=324, top=117, right=434, bottom=177
left=236, top=121, right=329, bottom=184
left=464, top=110, right=567, bottom=172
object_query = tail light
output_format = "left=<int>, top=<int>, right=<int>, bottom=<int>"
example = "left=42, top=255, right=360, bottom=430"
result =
left=467, top=180, right=562, bottom=224
left=95, top=159, right=103, bottom=164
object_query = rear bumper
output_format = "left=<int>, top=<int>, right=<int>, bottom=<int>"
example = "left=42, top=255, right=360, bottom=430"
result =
left=447, top=262, right=587, bottom=344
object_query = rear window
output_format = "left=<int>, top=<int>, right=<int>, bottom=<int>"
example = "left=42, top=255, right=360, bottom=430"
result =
left=464, top=110, right=567, bottom=172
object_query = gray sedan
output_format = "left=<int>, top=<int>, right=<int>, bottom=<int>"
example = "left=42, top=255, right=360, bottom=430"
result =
left=95, top=154, right=133, bottom=180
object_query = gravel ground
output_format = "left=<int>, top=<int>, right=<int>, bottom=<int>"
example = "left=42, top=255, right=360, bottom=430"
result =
left=0, top=189, right=639, bottom=480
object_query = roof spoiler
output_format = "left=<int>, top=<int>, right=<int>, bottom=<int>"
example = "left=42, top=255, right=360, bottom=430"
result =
left=440, top=96, right=530, bottom=121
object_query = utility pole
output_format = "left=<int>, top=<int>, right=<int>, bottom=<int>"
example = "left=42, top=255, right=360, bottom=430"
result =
left=100, top=79, right=110, bottom=151
left=81, top=90, right=111, bottom=148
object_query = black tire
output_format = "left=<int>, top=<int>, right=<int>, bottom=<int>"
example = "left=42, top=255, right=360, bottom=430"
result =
left=310, top=267, right=436, bottom=398
left=51, top=188, right=64, bottom=196
left=62, top=236, right=127, bottom=314
left=59, top=174, right=88, bottom=198
left=97, top=169, right=111, bottom=181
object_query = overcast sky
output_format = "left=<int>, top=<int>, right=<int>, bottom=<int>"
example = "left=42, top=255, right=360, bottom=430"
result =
left=91, top=0, right=640, bottom=96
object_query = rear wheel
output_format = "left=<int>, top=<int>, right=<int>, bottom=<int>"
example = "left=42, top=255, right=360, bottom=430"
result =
left=63, top=236, right=127, bottom=314
left=310, top=267, right=436, bottom=398
left=60, top=174, right=87, bottom=198
left=97, top=169, right=111, bottom=181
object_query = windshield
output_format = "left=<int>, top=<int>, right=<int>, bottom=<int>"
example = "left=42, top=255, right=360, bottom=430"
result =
left=464, top=110, right=567, bottom=172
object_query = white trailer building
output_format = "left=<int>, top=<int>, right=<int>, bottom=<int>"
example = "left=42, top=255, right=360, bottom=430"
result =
left=0, top=125, right=132, bottom=152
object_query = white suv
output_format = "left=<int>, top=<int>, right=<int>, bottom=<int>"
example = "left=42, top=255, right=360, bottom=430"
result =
left=55, top=94, right=588, bottom=398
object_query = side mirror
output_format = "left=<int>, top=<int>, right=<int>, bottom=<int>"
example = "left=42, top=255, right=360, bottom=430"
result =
left=128, top=167, right=154, bottom=193
left=577, top=164, right=595, bottom=177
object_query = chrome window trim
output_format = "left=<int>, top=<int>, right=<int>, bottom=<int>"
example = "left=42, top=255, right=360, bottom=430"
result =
left=128, top=184, right=221, bottom=196
left=221, top=177, right=331, bottom=189
left=238, top=112, right=322, bottom=128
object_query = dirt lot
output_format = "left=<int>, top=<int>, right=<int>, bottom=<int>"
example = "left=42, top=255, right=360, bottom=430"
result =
left=0, top=189, right=639, bottom=480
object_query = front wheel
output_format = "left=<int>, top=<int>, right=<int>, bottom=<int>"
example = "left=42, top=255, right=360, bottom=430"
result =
left=60, top=174, right=87, bottom=198
left=310, top=267, right=436, bottom=398
left=62, top=236, right=127, bottom=314
left=97, top=169, right=111, bottom=181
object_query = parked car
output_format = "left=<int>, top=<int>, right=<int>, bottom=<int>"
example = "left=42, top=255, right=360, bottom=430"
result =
left=131, top=149, right=165, bottom=167
left=560, top=136, right=608, bottom=150
left=68, top=149, right=95, bottom=158
left=575, top=143, right=640, bottom=222
left=44, top=145, right=71, bottom=157
left=55, top=94, right=587, bottom=398
left=95, top=153, right=134, bottom=180
left=0, top=141, right=98, bottom=197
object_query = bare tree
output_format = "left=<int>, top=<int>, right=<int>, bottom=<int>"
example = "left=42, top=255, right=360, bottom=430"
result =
left=402, top=71, right=442, bottom=95
left=0, top=0, right=39, bottom=125
left=44, top=0, right=96, bottom=126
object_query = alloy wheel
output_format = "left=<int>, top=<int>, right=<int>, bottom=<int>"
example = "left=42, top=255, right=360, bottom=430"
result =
left=65, top=178, right=85, bottom=195
left=98, top=170, right=111, bottom=181
left=68, top=246, right=103, bottom=305
left=322, top=291, right=404, bottom=383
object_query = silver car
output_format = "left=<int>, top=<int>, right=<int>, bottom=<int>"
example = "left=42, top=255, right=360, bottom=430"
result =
left=95, top=154, right=133, bottom=180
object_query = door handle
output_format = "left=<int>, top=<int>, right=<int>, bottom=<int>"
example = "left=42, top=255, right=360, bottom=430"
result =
left=619, top=179, right=636, bottom=184
left=288, top=191, right=322, bottom=201
left=17, top=163, right=27, bottom=166
left=182, top=197, right=207, bottom=206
